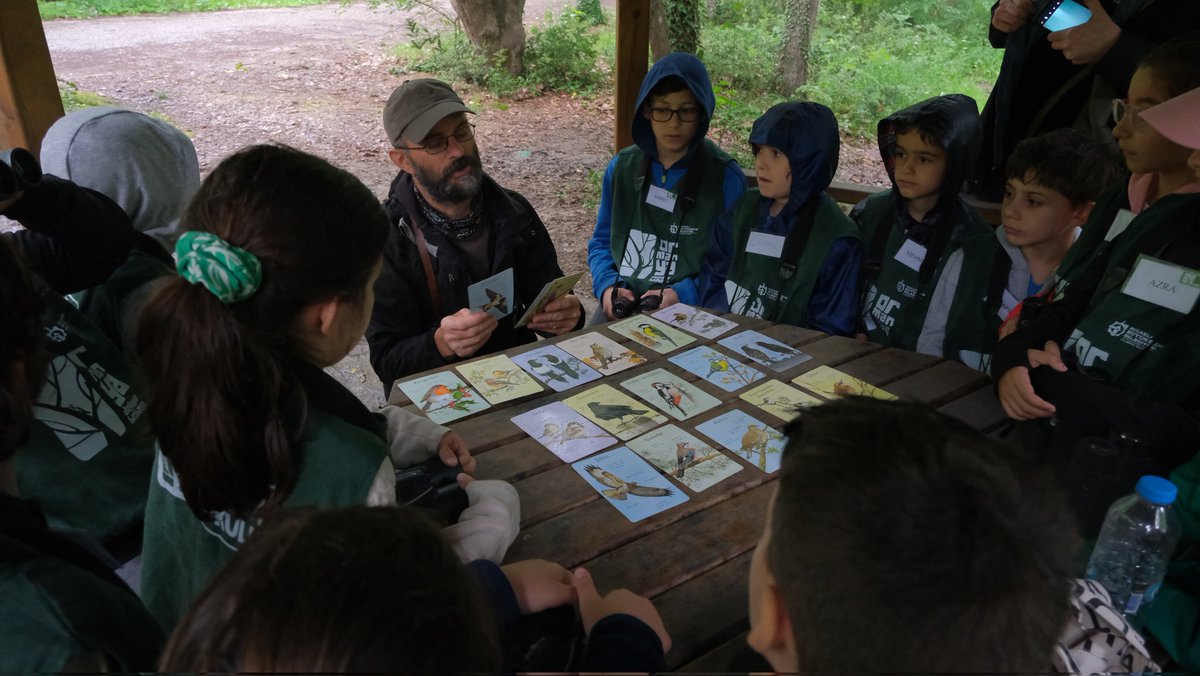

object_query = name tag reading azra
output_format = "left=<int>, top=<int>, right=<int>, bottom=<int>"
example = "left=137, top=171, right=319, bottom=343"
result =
left=1121, top=254, right=1200, bottom=314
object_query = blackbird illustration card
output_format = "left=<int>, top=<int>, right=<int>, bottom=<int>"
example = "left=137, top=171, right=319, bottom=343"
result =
left=395, top=371, right=491, bottom=424
left=511, top=344, right=601, bottom=392
left=717, top=330, right=812, bottom=372
left=695, top=409, right=786, bottom=473
left=606, top=315, right=695, bottom=354
left=572, top=446, right=689, bottom=523
left=738, top=379, right=820, bottom=423
left=649, top=303, right=738, bottom=339
left=514, top=271, right=583, bottom=328
left=563, top=384, right=667, bottom=440
left=668, top=346, right=765, bottom=392
left=467, top=268, right=515, bottom=319
left=792, top=365, right=898, bottom=401
left=626, top=424, right=742, bottom=492
left=456, top=354, right=543, bottom=404
left=511, top=401, right=615, bottom=462
left=556, top=333, right=648, bottom=376
left=619, top=368, right=720, bottom=421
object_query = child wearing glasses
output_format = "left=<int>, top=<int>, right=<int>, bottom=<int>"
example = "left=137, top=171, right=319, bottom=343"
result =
left=587, top=52, right=746, bottom=321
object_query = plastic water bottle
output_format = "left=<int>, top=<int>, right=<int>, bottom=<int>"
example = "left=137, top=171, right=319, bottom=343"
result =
left=1085, top=475, right=1181, bottom=620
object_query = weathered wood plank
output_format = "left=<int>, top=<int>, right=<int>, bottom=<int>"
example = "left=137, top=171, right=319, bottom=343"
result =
left=674, top=630, right=757, bottom=673
left=0, top=0, right=63, bottom=155
left=656, top=551, right=756, bottom=670
left=833, top=347, right=942, bottom=386
left=887, top=359, right=991, bottom=405
left=614, top=0, right=650, bottom=152
left=938, top=384, right=1009, bottom=433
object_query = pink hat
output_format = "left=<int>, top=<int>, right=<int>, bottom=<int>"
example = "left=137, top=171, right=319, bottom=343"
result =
left=1141, top=86, right=1200, bottom=150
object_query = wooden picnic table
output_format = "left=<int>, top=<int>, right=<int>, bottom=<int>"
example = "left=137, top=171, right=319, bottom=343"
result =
left=387, top=311, right=1008, bottom=671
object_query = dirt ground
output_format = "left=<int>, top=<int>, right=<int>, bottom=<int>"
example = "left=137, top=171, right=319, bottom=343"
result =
left=35, top=2, right=889, bottom=407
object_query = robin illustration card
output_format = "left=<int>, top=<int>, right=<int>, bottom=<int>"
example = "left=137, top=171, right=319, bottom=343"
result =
left=563, top=384, right=667, bottom=441
left=695, top=409, right=786, bottom=473
left=667, top=346, right=765, bottom=392
left=556, top=333, right=648, bottom=376
left=626, top=424, right=742, bottom=492
left=649, top=303, right=738, bottom=339
left=514, top=271, right=583, bottom=328
left=606, top=315, right=695, bottom=354
left=791, top=365, right=898, bottom=401
left=456, top=354, right=543, bottom=405
left=467, top=268, right=515, bottom=319
left=717, top=330, right=812, bottom=372
left=571, top=446, right=689, bottom=523
left=511, top=344, right=601, bottom=392
left=395, top=371, right=491, bottom=424
left=511, top=401, right=615, bottom=463
left=619, top=368, right=720, bottom=421
left=738, top=379, right=820, bottom=423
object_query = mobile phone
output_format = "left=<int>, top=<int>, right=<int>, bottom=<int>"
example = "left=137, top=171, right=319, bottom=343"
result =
left=1038, top=0, right=1092, bottom=31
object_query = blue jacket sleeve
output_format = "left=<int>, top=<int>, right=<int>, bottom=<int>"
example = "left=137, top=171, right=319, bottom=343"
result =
left=807, top=236, right=864, bottom=336
left=670, top=160, right=746, bottom=306
left=580, top=613, right=667, bottom=672
left=587, top=158, right=621, bottom=301
left=698, top=205, right=737, bottom=312
left=468, top=559, right=522, bottom=629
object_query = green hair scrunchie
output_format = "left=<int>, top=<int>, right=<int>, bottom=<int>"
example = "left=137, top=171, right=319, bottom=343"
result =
left=175, top=231, right=263, bottom=303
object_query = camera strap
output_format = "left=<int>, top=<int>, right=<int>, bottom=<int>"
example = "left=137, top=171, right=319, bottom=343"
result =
left=778, top=195, right=820, bottom=281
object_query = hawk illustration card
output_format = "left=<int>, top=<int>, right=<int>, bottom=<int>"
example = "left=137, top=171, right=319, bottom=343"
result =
left=606, top=315, right=695, bottom=354
left=619, top=368, right=720, bottom=421
left=668, top=346, right=765, bottom=392
left=511, top=344, right=601, bottom=392
left=572, top=446, right=689, bottom=523
left=456, top=354, right=543, bottom=405
left=514, top=271, right=584, bottom=328
left=511, top=401, right=615, bottom=463
left=395, top=371, right=491, bottom=424
left=626, top=424, right=742, bottom=492
left=791, top=365, right=898, bottom=401
left=556, top=332, right=648, bottom=376
left=563, top=384, right=667, bottom=441
left=467, top=267, right=515, bottom=319
left=695, top=409, right=786, bottom=473
left=738, top=379, right=820, bottom=423
left=649, top=303, right=738, bottom=339
left=717, top=330, right=812, bottom=372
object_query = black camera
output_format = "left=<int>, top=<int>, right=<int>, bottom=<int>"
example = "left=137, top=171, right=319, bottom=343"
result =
left=0, top=148, right=42, bottom=202
left=394, top=456, right=469, bottom=526
left=609, top=282, right=664, bottom=319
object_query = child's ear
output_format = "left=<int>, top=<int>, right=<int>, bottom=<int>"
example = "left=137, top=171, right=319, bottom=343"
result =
left=298, top=297, right=344, bottom=338
left=642, top=104, right=652, bottom=120
left=1069, top=200, right=1096, bottom=228
left=746, top=574, right=797, bottom=669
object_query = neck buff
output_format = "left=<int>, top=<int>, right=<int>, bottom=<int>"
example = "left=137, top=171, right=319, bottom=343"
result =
left=414, top=185, right=483, bottom=240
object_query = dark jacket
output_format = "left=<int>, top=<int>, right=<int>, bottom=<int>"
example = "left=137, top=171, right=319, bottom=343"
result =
left=367, top=171, right=571, bottom=392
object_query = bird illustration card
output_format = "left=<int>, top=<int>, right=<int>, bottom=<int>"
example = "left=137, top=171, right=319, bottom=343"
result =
left=738, top=379, right=820, bottom=423
left=606, top=315, right=695, bottom=354
left=456, top=354, right=544, bottom=405
left=572, top=446, right=689, bottom=523
left=511, top=401, right=616, bottom=463
left=511, top=344, right=601, bottom=392
left=717, top=330, right=813, bottom=372
left=649, top=303, right=738, bottom=339
left=563, top=384, right=667, bottom=441
left=619, top=368, right=720, bottom=421
left=467, top=268, right=515, bottom=319
left=556, top=333, right=648, bottom=376
left=514, top=271, right=584, bottom=328
left=668, top=346, right=766, bottom=392
left=791, top=365, right=898, bottom=401
left=695, top=410, right=787, bottom=474
left=395, top=371, right=491, bottom=424
left=626, top=425, right=742, bottom=492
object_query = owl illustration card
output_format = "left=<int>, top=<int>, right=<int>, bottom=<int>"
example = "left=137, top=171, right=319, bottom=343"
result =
left=563, top=384, right=667, bottom=441
left=738, top=379, right=820, bottom=423
left=619, top=368, right=720, bottom=421
left=717, top=330, right=812, bottom=372
left=395, top=371, right=491, bottom=424
left=791, top=365, right=898, bottom=401
left=668, top=346, right=765, bottom=392
left=627, top=424, right=742, bottom=492
left=650, top=303, right=738, bottom=339
left=695, top=409, right=786, bottom=473
left=572, top=446, right=689, bottom=523
left=606, top=315, right=695, bottom=354
left=511, top=401, right=615, bottom=463
left=511, top=344, right=601, bottom=392
left=556, top=333, right=647, bottom=376
left=467, top=268, right=515, bottom=319
left=456, top=354, right=543, bottom=405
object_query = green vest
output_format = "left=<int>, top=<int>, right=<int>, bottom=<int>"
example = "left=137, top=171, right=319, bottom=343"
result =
left=725, top=191, right=860, bottom=325
left=139, top=408, right=388, bottom=631
left=609, top=140, right=734, bottom=295
left=17, top=292, right=155, bottom=542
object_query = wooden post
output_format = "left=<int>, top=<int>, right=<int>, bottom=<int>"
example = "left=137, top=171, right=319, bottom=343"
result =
left=614, top=0, right=650, bottom=152
left=0, top=0, right=63, bottom=156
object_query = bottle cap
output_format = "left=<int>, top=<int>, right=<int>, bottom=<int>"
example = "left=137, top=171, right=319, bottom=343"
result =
left=1135, top=475, right=1178, bottom=505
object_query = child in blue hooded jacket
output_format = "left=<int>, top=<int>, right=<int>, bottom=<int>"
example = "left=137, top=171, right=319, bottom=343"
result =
left=699, top=102, right=862, bottom=334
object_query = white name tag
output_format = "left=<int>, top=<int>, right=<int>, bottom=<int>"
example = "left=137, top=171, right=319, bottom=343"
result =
left=646, top=184, right=677, bottom=212
left=1104, top=209, right=1136, bottom=242
left=998, top=289, right=1019, bottom=320
left=746, top=231, right=786, bottom=258
left=1120, top=255, right=1200, bottom=314
left=894, top=239, right=927, bottom=272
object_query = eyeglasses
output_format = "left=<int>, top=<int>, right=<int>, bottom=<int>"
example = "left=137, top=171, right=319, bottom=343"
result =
left=397, top=123, right=476, bottom=155
left=649, top=106, right=702, bottom=123
left=1112, top=99, right=1149, bottom=126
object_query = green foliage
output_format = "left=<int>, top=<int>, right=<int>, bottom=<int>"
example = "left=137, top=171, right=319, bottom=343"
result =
left=59, top=81, right=112, bottom=111
left=665, top=0, right=701, bottom=54
left=524, top=11, right=602, bottom=94
left=575, top=0, right=605, bottom=26
left=38, top=0, right=326, bottom=19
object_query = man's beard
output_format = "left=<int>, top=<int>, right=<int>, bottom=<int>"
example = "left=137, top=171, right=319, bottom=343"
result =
left=412, top=152, right=484, bottom=204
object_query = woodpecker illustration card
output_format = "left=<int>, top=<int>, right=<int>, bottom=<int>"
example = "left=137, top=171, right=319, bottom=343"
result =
left=791, top=365, right=898, bottom=401
left=717, top=330, right=812, bottom=372
left=572, top=446, right=689, bottom=523
left=619, top=368, right=720, bottom=421
left=627, top=424, right=742, bottom=492
left=395, top=371, right=491, bottom=424
left=563, top=384, right=667, bottom=441
left=650, top=303, right=738, bottom=339
left=511, top=401, right=616, bottom=462
left=695, top=409, right=786, bottom=474
left=606, top=315, right=695, bottom=354
left=456, top=354, right=544, bottom=405
left=511, top=344, right=601, bottom=392
left=668, top=346, right=766, bottom=392
left=738, top=379, right=820, bottom=423
left=467, top=268, right=515, bottom=319
left=556, top=333, right=648, bottom=376
left=514, top=271, right=584, bottom=328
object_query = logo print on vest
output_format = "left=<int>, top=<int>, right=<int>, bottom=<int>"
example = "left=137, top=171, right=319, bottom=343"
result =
left=35, top=345, right=145, bottom=462
left=1065, top=329, right=1110, bottom=368
left=619, top=230, right=678, bottom=284
left=1108, top=320, right=1129, bottom=337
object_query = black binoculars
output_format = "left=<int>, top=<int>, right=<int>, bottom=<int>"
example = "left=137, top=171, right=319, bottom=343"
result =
left=394, top=456, right=468, bottom=526
left=609, top=284, right=663, bottom=319
left=0, top=148, right=42, bottom=202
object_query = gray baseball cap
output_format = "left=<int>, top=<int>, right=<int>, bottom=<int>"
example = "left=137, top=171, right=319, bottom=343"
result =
left=383, top=79, right=475, bottom=147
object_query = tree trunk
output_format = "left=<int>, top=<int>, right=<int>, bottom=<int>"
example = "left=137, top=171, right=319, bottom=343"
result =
left=449, top=0, right=527, bottom=75
left=648, top=0, right=670, bottom=61
left=665, top=0, right=700, bottom=55
left=777, top=0, right=819, bottom=92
